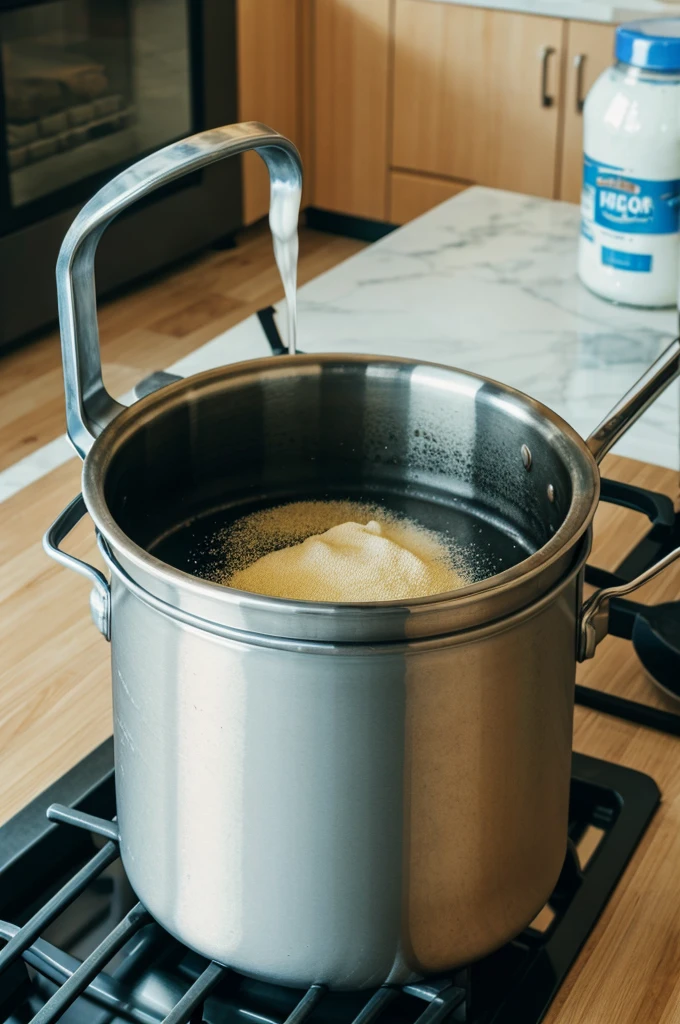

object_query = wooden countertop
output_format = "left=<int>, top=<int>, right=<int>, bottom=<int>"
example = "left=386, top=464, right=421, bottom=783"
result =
left=0, top=447, right=678, bottom=1023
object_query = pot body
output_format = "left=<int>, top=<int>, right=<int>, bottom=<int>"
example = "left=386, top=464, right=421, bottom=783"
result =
left=110, top=543, right=584, bottom=990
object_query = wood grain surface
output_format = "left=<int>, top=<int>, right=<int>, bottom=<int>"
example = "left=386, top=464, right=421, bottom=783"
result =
left=392, top=0, right=563, bottom=198
left=0, top=221, right=364, bottom=474
left=237, top=0, right=301, bottom=225
left=389, top=169, right=468, bottom=224
left=312, top=0, right=392, bottom=219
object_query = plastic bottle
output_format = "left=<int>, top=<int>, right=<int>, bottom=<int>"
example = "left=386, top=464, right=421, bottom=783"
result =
left=579, top=19, right=680, bottom=307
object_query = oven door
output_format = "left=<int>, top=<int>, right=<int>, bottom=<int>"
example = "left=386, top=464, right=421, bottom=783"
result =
left=0, top=0, right=239, bottom=347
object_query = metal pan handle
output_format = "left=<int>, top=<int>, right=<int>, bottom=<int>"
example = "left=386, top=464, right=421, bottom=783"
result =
left=586, top=337, right=680, bottom=464
left=578, top=544, right=680, bottom=660
left=57, top=122, right=302, bottom=459
left=43, top=494, right=111, bottom=640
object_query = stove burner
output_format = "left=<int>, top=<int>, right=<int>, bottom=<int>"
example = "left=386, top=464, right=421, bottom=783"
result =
left=0, top=745, right=659, bottom=1024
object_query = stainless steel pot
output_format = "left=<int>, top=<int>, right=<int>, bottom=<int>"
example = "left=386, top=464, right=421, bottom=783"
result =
left=45, top=123, right=680, bottom=990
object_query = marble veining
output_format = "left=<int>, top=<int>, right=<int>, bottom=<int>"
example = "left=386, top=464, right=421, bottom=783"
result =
left=0, top=186, right=677, bottom=505
left=288, top=188, right=679, bottom=472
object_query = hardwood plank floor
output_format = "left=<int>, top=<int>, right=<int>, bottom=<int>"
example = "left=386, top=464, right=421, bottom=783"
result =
left=0, top=221, right=365, bottom=472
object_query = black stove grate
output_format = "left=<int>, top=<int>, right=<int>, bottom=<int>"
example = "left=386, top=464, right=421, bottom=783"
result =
left=0, top=747, right=660, bottom=1024
left=578, top=477, right=680, bottom=734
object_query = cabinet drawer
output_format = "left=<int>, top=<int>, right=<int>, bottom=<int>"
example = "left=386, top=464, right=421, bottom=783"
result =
left=389, top=170, right=467, bottom=224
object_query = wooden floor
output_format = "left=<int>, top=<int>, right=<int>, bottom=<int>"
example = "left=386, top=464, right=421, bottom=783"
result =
left=0, top=221, right=365, bottom=472
left=1, top=221, right=680, bottom=1024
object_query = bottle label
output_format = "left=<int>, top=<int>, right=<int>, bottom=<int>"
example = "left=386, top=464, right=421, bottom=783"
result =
left=582, top=156, right=680, bottom=236
left=601, top=247, right=652, bottom=272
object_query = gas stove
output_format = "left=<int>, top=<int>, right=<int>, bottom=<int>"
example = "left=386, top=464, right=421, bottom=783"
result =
left=0, top=740, right=660, bottom=1024
left=1, top=309, right=677, bottom=1024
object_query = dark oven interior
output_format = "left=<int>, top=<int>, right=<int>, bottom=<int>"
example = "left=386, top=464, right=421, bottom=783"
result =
left=0, top=0, right=239, bottom=347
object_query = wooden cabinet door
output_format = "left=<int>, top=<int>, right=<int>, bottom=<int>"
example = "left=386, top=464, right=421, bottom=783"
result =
left=237, top=0, right=300, bottom=224
left=312, top=0, right=391, bottom=220
left=392, top=0, right=563, bottom=198
left=559, top=21, right=615, bottom=203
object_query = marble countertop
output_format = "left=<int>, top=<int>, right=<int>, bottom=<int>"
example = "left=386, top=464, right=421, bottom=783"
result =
left=199, top=186, right=676, bottom=471
left=418, top=0, right=674, bottom=25
left=0, top=185, right=677, bottom=504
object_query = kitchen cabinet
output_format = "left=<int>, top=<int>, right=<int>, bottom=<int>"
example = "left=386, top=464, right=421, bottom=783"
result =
left=559, top=21, right=615, bottom=203
left=237, top=0, right=300, bottom=224
left=237, top=0, right=617, bottom=224
left=392, top=0, right=563, bottom=198
left=389, top=170, right=468, bottom=224
left=312, top=0, right=391, bottom=220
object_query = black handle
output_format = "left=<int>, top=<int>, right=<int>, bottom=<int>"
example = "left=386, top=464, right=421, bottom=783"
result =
left=541, top=46, right=556, bottom=108
left=585, top=478, right=676, bottom=590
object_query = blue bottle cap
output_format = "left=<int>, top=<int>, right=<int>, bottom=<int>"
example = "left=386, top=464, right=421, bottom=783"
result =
left=616, top=19, right=680, bottom=72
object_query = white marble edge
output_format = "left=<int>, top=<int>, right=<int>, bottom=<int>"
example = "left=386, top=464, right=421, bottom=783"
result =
left=421, top=0, right=674, bottom=25
left=0, top=184, right=677, bottom=506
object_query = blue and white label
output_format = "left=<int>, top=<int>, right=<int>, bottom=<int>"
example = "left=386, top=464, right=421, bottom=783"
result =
left=601, top=247, right=652, bottom=272
left=582, top=156, right=680, bottom=235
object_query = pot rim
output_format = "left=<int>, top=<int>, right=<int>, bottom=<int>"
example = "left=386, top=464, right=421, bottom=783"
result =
left=100, top=528, right=592, bottom=652
left=82, top=353, right=600, bottom=639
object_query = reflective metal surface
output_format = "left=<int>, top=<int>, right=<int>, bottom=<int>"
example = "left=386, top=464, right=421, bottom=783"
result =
left=110, top=547, right=585, bottom=988
left=56, top=121, right=302, bottom=458
left=579, top=545, right=680, bottom=660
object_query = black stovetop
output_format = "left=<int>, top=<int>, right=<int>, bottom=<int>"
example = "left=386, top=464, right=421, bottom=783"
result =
left=0, top=741, right=660, bottom=1024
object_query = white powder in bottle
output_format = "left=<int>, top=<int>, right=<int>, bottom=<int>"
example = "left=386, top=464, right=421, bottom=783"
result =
left=579, top=20, right=680, bottom=307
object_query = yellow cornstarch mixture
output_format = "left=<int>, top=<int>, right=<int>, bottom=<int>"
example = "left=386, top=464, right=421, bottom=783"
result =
left=205, top=500, right=469, bottom=602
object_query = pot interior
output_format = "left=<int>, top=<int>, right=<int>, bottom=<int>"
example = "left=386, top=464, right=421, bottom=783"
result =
left=96, top=355, right=595, bottom=596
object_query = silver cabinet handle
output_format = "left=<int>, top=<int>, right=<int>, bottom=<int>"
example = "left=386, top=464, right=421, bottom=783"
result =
left=540, top=46, right=556, bottom=108
left=574, top=53, right=586, bottom=113
left=579, top=545, right=680, bottom=660
left=43, top=495, right=111, bottom=640
left=56, top=122, right=302, bottom=460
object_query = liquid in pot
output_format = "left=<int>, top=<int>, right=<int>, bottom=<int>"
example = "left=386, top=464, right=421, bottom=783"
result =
left=151, top=490, right=536, bottom=599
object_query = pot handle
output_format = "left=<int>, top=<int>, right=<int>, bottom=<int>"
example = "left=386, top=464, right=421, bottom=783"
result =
left=586, top=337, right=680, bottom=464
left=43, top=495, right=111, bottom=641
left=57, top=122, right=302, bottom=459
left=578, top=545, right=680, bottom=660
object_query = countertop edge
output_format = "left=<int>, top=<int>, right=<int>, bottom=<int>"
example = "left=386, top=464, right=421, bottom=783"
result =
left=419, top=0, right=674, bottom=26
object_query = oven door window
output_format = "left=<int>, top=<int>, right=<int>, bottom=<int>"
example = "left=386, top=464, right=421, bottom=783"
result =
left=0, top=0, right=195, bottom=231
